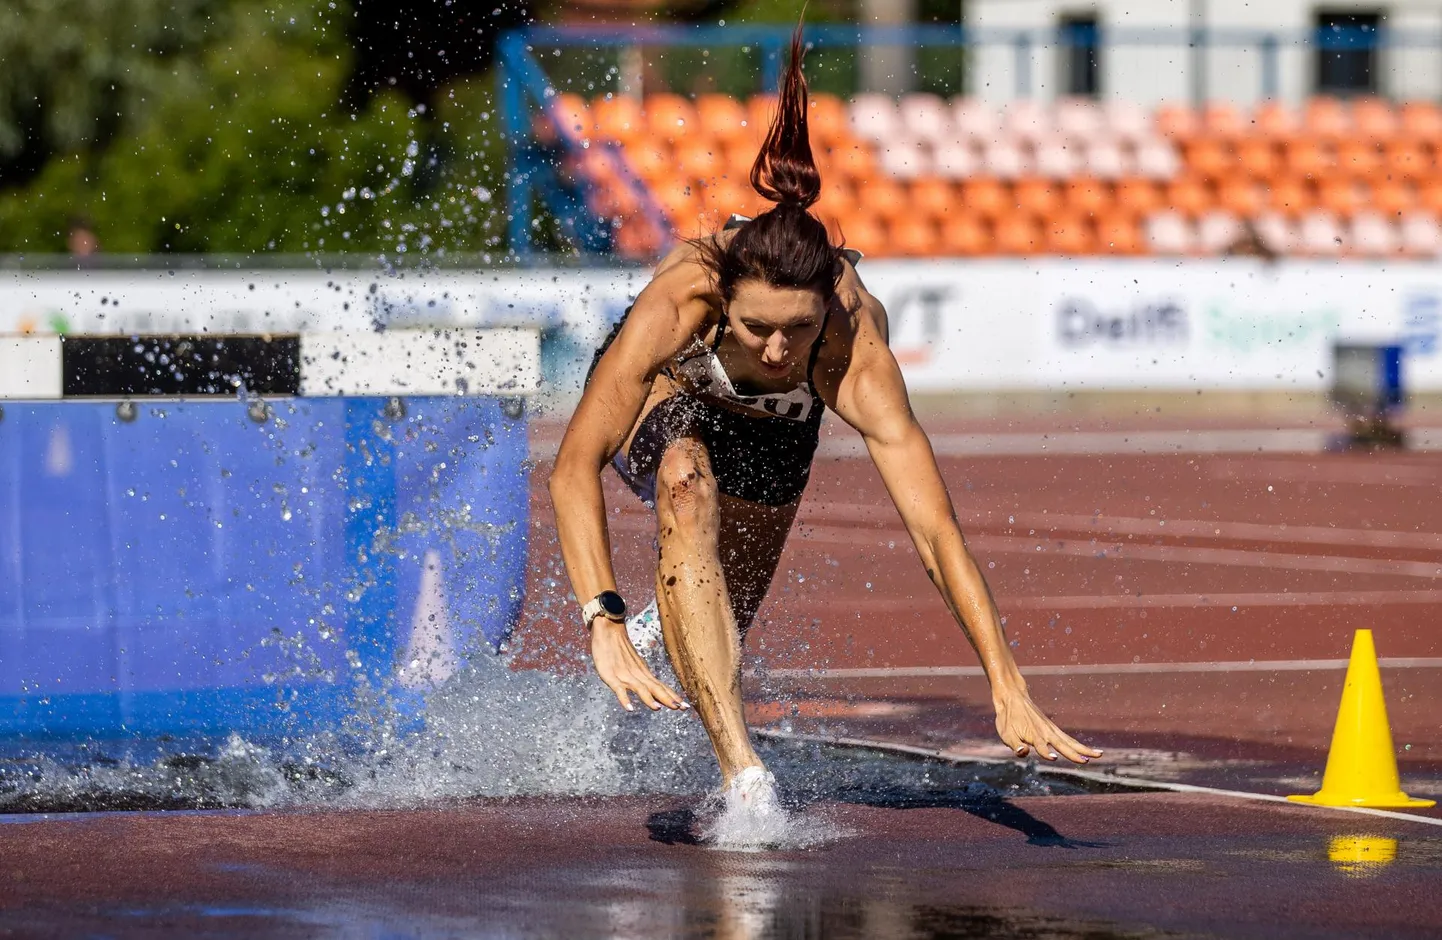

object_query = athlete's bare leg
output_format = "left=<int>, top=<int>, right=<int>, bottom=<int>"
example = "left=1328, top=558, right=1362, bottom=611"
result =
left=652, top=437, right=798, bottom=785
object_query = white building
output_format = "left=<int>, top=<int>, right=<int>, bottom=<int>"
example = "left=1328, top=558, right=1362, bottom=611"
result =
left=966, top=0, right=1442, bottom=105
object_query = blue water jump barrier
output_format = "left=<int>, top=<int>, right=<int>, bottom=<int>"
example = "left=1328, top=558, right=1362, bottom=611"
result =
left=0, top=328, right=539, bottom=741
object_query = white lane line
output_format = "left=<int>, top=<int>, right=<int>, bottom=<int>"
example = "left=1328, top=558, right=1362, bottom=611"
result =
left=1209, top=458, right=1441, bottom=487
left=798, top=502, right=1442, bottom=554
left=761, top=658, right=1442, bottom=679
left=816, top=429, right=1333, bottom=459
left=797, top=525, right=1442, bottom=579
left=754, top=729, right=1442, bottom=828
left=835, top=589, right=1442, bottom=611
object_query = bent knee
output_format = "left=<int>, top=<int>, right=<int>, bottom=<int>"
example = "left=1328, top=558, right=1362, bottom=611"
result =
left=656, top=445, right=718, bottom=528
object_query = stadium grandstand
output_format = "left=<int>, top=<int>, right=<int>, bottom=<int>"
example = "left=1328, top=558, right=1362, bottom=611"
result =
left=499, top=9, right=1442, bottom=262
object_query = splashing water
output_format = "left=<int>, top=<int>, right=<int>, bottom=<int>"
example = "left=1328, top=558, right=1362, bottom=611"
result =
left=1, top=600, right=1094, bottom=848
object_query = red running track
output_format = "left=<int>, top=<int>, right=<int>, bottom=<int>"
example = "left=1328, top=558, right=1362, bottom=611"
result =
left=518, top=417, right=1442, bottom=776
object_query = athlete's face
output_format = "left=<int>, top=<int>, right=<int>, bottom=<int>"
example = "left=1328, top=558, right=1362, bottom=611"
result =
left=726, top=281, right=826, bottom=379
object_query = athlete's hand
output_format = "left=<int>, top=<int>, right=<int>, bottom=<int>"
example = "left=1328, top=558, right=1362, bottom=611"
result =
left=590, top=620, right=689, bottom=712
left=993, top=686, right=1102, bottom=765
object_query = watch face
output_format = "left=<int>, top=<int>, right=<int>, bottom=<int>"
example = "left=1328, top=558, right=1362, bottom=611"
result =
left=599, top=591, right=626, bottom=617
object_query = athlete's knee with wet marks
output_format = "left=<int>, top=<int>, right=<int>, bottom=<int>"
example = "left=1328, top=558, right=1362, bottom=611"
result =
left=656, top=446, right=719, bottom=541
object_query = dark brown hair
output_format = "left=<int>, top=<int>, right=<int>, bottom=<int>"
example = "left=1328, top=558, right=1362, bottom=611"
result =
left=693, top=21, right=842, bottom=306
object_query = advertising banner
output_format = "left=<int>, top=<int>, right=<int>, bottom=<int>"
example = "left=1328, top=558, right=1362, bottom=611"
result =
left=5, top=259, right=1442, bottom=392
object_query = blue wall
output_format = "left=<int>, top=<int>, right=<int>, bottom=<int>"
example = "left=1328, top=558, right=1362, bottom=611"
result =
left=0, top=397, right=528, bottom=741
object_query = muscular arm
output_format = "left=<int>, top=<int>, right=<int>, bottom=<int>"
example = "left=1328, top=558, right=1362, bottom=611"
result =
left=548, top=252, right=712, bottom=709
left=550, top=258, right=708, bottom=608
left=817, top=267, right=1101, bottom=763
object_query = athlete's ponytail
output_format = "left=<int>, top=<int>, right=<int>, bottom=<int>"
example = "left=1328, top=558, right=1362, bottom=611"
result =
left=693, top=19, right=841, bottom=305
left=749, top=26, right=822, bottom=209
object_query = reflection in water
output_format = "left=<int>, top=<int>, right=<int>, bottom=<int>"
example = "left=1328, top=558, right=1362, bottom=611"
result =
left=598, top=859, right=1178, bottom=940
left=1328, top=834, right=1398, bottom=877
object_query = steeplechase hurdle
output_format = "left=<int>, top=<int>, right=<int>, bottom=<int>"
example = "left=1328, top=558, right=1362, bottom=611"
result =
left=0, top=328, right=539, bottom=741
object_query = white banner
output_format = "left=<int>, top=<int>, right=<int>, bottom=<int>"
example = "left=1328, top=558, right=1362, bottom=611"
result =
left=4, top=260, right=1440, bottom=392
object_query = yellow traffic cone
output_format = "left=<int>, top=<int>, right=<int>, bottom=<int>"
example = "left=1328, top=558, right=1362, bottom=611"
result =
left=1288, top=629, right=1435, bottom=809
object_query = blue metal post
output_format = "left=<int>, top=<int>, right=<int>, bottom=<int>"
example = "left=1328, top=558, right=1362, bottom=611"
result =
left=1014, top=33, right=1032, bottom=98
left=498, top=34, right=533, bottom=262
left=1261, top=35, right=1278, bottom=99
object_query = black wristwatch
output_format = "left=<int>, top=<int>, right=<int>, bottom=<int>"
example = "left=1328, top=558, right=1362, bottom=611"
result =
left=581, top=590, right=627, bottom=629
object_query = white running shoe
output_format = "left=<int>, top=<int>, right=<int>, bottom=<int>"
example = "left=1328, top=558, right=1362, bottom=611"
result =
left=699, top=765, right=789, bottom=849
left=625, top=598, right=663, bottom=657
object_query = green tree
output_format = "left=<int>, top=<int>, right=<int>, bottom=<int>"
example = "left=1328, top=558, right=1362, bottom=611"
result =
left=0, top=0, right=509, bottom=257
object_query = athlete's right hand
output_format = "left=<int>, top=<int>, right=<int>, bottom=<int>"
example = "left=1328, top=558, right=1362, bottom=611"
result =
left=590, top=620, right=689, bottom=712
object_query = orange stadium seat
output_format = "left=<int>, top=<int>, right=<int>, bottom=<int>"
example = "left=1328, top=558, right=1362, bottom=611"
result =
left=1304, top=97, right=1350, bottom=140
left=1163, top=176, right=1212, bottom=216
left=1372, top=180, right=1413, bottom=217
left=1335, top=140, right=1382, bottom=179
left=647, top=93, right=698, bottom=144
left=1235, top=139, right=1280, bottom=179
left=1400, top=101, right=1442, bottom=141
left=813, top=180, right=859, bottom=218
left=1203, top=102, right=1247, bottom=139
left=1217, top=178, right=1266, bottom=218
left=1065, top=177, right=1111, bottom=216
left=626, top=140, right=672, bottom=183
left=1317, top=179, right=1365, bottom=217
left=1155, top=104, right=1199, bottom=139
left=1013, top=177, right=1061, bottom=217
left=1417, top=179, right=1442, bottom=216
left=1351, top=98, right=1398, bottom=139
left=1184, top=138, right=1233, bottom=180
left=592, top=95, right=644, bottom=141
left=940, top=215, right=992, bottom=255
left=699, top=179, right=759, bottom=220
left=695, top=94, right=749, bottom=145
left=888, top=215, right=941, bottom=256
left=1381, top=141, right=1430, bottom=181
left=1044, top=214, right=1095, bottom=254
left=1115, top=177, right=1164, bottom=215
left=674, top=140, right=724, bottom=184
left=747, top=95, right=778, bottom=137
left=833, top=210, right=887, bottom=256
left=909, top=178, right=956, bottom=220
left=1094, top=213, right=1144, bottom=254
left=1269, top=177, right=1314, bottom=216
left=993, top=213, right=1042, bottom=254
left=856, top=177, right=909, bottom=223
left=1283, top=138, right=1334, bottom=179
left=1252, top=101, right=1299, bottom=139
left=808, top=94, right=850, bottom=146
left=960, top=177, right=1010, bottom=219
left=826, top=139, right=878, bottom=184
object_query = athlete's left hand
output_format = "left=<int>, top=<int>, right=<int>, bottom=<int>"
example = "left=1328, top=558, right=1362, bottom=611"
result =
left=993, top=686, right=1103, bottom=765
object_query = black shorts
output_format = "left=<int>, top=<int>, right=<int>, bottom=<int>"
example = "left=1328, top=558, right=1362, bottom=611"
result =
left=614, top=394, right=822, bottom=507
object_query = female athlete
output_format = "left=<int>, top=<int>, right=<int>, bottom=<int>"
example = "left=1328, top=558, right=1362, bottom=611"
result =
left=550, top=26, right=1101, bottom=815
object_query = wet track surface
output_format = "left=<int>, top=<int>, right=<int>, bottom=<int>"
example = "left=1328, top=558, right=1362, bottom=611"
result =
left=7, top=414, right=1442, bottom=937
left=3, top=792, right=1440, bottom=938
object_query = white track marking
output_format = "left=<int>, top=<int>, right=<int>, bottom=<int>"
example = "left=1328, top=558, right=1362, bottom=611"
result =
left=754, top=729, right=1442, bottom=828
left=816, top=428, right=1334, bottom=459
left=798, top=502, right=1442, bottom=553
left=760, top=658, right=1442, bottom=679
left=834, top=589, right=1442, bottom=611
left=797, top=525, right=1442, bottom=579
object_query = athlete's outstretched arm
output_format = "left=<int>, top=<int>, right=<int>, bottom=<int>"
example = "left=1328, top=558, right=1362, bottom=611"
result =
left=549, top=257, right=709, bottom=712
left=818, top=282, right=1102, bottom=765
